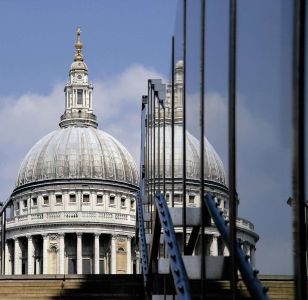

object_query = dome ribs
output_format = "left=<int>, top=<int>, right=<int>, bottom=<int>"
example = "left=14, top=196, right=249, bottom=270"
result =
left=16, top=127, right=139, bottom=188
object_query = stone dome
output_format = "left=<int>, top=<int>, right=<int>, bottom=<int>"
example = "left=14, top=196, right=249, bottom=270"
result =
left=70, top=61, right=88, bottom=71
left=16, top=126, right=139, bottom=187
left=161, top=125, right=226, bottom=185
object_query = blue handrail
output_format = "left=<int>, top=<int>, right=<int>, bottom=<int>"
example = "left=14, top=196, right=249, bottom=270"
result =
left=136, top=192, right=149, bottom=286
left=204, top=193, right=270, bottom=300
left=155, top=192, right=191, bottom=300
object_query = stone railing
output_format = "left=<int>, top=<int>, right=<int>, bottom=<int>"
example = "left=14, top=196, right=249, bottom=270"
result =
left=236, top=217, right=254, bottom=231
left=6, top=211, right=136, bottom=228
left=210, top=216, right=254, bottom=232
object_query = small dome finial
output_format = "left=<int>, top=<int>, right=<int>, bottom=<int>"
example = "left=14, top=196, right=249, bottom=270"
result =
left=74, top=26, right=83, bottom=62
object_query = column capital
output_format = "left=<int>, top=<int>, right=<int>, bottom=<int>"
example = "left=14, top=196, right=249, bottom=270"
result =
left=26, top=234, right=33, bottom=240
left=76, top=232, right=83, bottom=237
left=112, top=234, right=126, bottom=241
left=94, top=232, right=100, bottom=238
left=42, top=233, right=49, bottom=240
left=58, top=232, right=65, bottom=237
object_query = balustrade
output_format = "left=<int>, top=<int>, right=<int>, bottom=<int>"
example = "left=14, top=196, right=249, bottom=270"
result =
left=5, top=210, right=136, bottom=227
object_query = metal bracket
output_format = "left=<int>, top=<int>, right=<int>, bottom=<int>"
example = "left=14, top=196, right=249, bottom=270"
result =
left=136, top=192, right=149, bottom=286
left=204, top=193, right=270, bottom=300
left=155, top=192, right=191, bottom=300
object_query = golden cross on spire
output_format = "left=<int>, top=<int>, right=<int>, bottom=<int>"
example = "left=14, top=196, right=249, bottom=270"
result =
left=74, top=26, right=83, bottom=61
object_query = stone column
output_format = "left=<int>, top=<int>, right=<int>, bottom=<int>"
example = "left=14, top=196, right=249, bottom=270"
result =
left=5, top=241, right=10, bottom=275
left=42, top=234, right=48, bottom=274
left=210, top=235, right=218, bottom=256
left=250, top=245, right=256, bottom=268
left=111, top=235, right=116, bottom=274
left=135, top=251, right=140, bottom=274
left=77, top=233, right=82, bottom=274
left=94, top=233, right=100, bottom=274
left=223, top=244, right=230, bottom=256
left=93, top=233, right=100, bottom=274
left=27, top=235, right=34, bottom=275
left=126, top=237, right=131, bottom=274
left=14, top=238, right=21, bottom=275
left=59, top=233, right=65, bottom=274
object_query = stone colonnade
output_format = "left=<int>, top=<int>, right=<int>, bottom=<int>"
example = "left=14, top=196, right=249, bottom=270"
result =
left=208, top=235, right=256, bottom=267
left=4, top=233, right=133, bottom=275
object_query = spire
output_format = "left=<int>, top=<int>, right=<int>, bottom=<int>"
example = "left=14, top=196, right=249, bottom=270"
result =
left=59, top=28, right=97, bottom=129
left=74, top=27, right=84, bottom=62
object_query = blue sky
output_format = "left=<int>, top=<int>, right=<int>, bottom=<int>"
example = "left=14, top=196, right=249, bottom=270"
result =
left=0, top=0, right=176, bottom=96
left=0, top=0, right=299, bottom=275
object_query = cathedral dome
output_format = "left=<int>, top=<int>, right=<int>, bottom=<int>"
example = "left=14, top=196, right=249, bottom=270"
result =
left=15, top=28, right=138, bottom=189
left=162, top=125, right=226, bottom=185
left=16, top=126, right=138, bottom=187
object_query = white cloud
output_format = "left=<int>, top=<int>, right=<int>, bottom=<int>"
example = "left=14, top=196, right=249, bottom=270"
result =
left=0, top=64, right=162, bottom=197
left=203, top=91, right=292, bottom=275
left=0, top=66, right=293, bottom=275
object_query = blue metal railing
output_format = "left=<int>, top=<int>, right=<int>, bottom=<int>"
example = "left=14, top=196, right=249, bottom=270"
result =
left=136, top=192, right=149, bottom=286
left=155, top=192, right=191, bottom=300
left=204, top=193, right=270, bottom=300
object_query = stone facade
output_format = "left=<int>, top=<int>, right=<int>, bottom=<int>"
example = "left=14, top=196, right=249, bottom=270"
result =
left=1, top=28, right=139, bottom=276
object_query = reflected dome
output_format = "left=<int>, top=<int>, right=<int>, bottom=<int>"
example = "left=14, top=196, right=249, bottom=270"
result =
left=156, top=125, right=226, bottom=185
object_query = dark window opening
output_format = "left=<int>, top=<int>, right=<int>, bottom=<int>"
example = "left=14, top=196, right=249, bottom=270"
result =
left=32, top=197, right=37, bottom=206
left=77, top=89, right=83, bottom=105
left=43, top=195, right=49, bottom=205
left=70, top=194, right=76, bottom=203
left=189, top=195, right=195, bottom=204
left=97, top=195, right=103, bottom=204
left=56, top=195, right=62, bottom=204
left=109, top=195, right=115, bottom=205
left=83, top=194, right=90, bottom=203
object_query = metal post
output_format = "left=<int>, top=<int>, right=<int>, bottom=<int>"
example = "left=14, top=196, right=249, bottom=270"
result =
left=150, top=83, right=153, bottom=232
left=153, top=86, right=156, bottom=193
left=292, top=0, right=307, bottom=299
left=228, top=0, right=238, bottom=298
left=200, top=0, right=207, bottom=298
left=163, top=106, right=166, bottom=197
left=171, top=37, right=175, bottom=208
left=182, top=0, right=187, bottom=255
left=147, top=82, right=151, bottom=232
left=158, top=94, right=161, bottom=195
left=1, top=210, right=6, bottom=275
left=152, top=86, right=156, bottom=232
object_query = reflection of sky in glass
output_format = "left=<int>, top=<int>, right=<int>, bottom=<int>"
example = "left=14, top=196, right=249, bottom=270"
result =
left=186, top=0, right=201, bottom=141
left=306, top=2, right=308, bottom=215
left=177, top=0, right=295, bottom=275
left=212, top=0, right=293, bottom=275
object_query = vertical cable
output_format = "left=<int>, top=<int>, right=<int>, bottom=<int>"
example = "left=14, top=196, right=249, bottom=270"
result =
left=293, top=0, right=307, bottom=299
left=182, top=0, right=187, bottom=254
left=158, top=96, right=161, bottom=195
left=228, top=0, right=238, bottom=298
left=163, top=106, right=166, bottom=198
left=171, top=37, right=176, bottom=299
left=163, top=98, right=167, bottom=299
left=1, top=210, right=6, bottom=275
left=200, top=0, right=207, bottom=298
left=147, top=82, right=150, bottom=234
left=150, top=83, right=153, bottom=232
left=172, top=37, right=175, bottom=209
left=153, top=88, right=156, bottom=230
